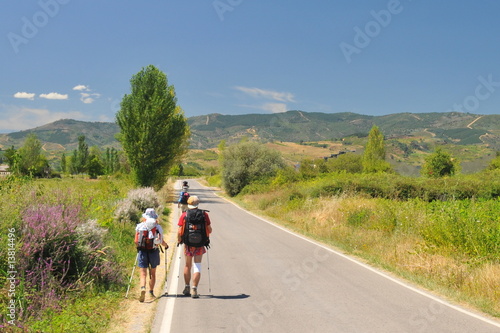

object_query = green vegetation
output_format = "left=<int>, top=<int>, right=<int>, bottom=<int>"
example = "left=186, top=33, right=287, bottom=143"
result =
left=116, top=65, right=190, bottom=189
left=230, top=169, right=500, bottom=317
left=0, top=109, right=498, bottom=328
left=488, top=152, right=500, bottom=170
left=4, top=134, right=50, bottom=177
left=213, top=126, right=499, bottom=317
left=0, top=176, right=143, bottom=331
left=421, top=148, right=460, bottom=178
left=221, top=141, right=285, bottom=196
left=362, top=125, right=392, bottom=173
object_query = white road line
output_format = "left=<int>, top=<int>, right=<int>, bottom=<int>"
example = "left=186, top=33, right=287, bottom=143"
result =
left=158, top=179, right=185, bottom=332
left=158, top=245, right=181, bottom=332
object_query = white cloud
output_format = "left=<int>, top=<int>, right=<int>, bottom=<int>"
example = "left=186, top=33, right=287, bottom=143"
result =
left=79, top=92, right=101, bottom=104
left=13, top=92, right=36, bottom=100
left=237, top=102, right=289, bottom=114
left=97, top=114, right=112, bottom=122
left=261, top=103, right=288, bottom=113
left=234, top=86, right=296, bottom=102
left=0, top=104, right=85, bottom=132
left=39, top=92, right=68, bottom=100
left=73, top=85, right=89, bottom=91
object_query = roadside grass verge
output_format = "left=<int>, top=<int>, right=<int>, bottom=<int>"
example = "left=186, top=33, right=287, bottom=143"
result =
left=0, top=176, right=137, bottom=331
left=234, top=177, right=500, bottom=318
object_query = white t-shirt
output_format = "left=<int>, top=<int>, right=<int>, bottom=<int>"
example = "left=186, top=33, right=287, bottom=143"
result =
left=136, top=220, right=164, bottom=244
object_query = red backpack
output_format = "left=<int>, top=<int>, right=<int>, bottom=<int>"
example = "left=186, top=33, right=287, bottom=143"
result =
left=135, top=226, right=157, bottom=251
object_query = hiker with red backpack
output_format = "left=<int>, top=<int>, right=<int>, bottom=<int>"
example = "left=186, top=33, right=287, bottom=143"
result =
left=177, top=196, right=212, bottom=298
left=177, top=181, right=190, bottom=212
left=135, top=208, right=169, bottom=302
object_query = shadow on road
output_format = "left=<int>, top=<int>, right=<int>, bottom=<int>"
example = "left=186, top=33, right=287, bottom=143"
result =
left=157, top=293, right=250, bottom=300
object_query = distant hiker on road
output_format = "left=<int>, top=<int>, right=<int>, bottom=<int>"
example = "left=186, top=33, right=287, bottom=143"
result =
left=177, top=181, right=190, bottom=212
left=177, top=196, right=212, bottom=298
left=135, top=208, right=168, bottom=302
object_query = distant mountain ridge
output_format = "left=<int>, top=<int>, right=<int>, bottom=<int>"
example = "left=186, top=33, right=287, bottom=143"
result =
left=0, top=111, right=499, bottom=151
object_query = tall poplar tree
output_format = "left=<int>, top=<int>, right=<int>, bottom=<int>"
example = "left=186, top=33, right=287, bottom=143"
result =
left=116, top=65, right=189, bottom=188
left=75, top=135, right=89, bottom=174
left=362, top=125, right=391, bottom=173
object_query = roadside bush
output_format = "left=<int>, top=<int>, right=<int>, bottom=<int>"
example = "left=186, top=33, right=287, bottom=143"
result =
left=421, top=200, right=500, bottom=260
left=271, top=166, right=299, bottom=186
left=222, top=141, right=285, bottom=196
left=326, top=153, right=363, bottom=173
left=115, top=187, right=160, bottom=223
left=283, top=172, right=500, bottom=202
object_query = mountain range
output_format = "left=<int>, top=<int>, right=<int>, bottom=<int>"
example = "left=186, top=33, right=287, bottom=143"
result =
left=0, top=111, right=499, bottom=153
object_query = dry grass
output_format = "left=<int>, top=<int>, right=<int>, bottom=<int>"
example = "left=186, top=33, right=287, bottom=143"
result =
left=238, top=191, right=500, bottom=317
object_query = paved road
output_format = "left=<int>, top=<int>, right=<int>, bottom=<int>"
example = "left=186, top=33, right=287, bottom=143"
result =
left=152, top=180, right=500, bottom=333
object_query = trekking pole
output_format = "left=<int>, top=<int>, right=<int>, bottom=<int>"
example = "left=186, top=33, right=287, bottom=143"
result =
left=163, top=246, right=168, bottom=295
left=176, top=244, right=182, bottom=298
left=125, top=252, right=139, bottom=298
left=206, top=248, right=212, bottom=293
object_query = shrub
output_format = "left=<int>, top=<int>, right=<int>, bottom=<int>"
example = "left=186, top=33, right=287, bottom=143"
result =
left=421, top=148, right=459, bottom=178
left=222, top=141, right=285, bottom=196
left=115, top=187, right=160, bottom=223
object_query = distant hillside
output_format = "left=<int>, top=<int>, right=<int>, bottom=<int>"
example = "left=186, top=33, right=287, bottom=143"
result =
left=0, top=119, right=121, bottom=152
left=0, top=111, right=499, bottom=152
left=188, top=111, right=500, bottom=150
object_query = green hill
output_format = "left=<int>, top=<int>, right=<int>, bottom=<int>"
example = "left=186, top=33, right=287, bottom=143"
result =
left=0, top=111, right=498, bottom=153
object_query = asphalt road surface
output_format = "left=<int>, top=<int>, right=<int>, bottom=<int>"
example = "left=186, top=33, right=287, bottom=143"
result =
left=152, top=180, right=500, bottom=333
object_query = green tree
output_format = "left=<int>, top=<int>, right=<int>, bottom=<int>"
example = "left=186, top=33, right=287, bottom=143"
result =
left=103, top=147, right=121, bottom=174
left=221, top=141, right=285, bottom=196
left=61, top=152, right=67, bottom=173
left=74, top=135, right=89, bottom=174
left=217, top=139, right=226, bottom=164
left=87, top=154, right=104, bottom=179
left=362, top=126, right=391, bottom=173
left=4, top=146, right=21, bottom=175
left=116, top=65, right=190, bottom=189
left=69, top=150, right=78, bottom=174
left=421, top=148, right=459, bottom=177
left=17, top=134, right=50, bottom=177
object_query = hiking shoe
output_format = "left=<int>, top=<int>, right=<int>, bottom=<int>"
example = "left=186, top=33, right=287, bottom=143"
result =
left=182, top=286, right=191, bottom=296
left=149, top=291, right=156, bottom=299
left=191, top=288, right=199, bottom=299
left=139, top=287, right=146, bottom=302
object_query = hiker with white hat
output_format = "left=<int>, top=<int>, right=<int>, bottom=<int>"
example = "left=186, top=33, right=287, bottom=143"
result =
left=135, top=208, right=168, bottom=302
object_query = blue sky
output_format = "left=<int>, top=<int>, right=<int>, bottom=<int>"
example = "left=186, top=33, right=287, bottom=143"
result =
left=1, top=0, right=500, bottom=133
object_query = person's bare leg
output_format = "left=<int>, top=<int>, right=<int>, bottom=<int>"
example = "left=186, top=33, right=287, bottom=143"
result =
left=184, top=254, right=193, bottom=285
left=139, top=267, right=147, bottom=302
left=149, top=267, right=156, bottom=291
left=192, top=255, right=203, bottom=287
left=139, top=267, right=147, bottom=288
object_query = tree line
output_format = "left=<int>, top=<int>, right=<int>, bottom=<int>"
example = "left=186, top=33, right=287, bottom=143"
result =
left=2, top=134, right=123, bottom=179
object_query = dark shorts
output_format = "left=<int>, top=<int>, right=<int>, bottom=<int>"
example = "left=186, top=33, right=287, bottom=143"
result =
left=137, top=249, right=160, bottom=268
